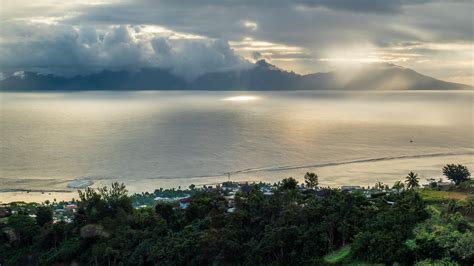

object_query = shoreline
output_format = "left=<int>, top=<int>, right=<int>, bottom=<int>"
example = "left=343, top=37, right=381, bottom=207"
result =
left=2, top=153, right=473, bottom=204
left=0, top=191, right=79, bottom=204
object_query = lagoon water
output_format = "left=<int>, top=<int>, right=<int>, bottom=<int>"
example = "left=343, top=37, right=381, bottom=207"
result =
left=1, top=91, right=473, bottom=201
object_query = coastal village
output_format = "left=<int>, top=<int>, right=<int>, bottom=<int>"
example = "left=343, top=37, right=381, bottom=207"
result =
left=0, top=178, right=461, bottom=224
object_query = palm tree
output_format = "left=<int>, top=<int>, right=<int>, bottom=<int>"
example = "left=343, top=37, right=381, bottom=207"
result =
left=405, top=172, right=420, bottom=189
left=392, top=181, right=404, bottom=193
left=374, top=181, right=384, bottom=190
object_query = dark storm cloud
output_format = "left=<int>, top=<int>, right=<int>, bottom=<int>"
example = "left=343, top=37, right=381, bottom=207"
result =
left=65, top=0, right=472, bottom=46
left=0, top=23, right=250, bottom=78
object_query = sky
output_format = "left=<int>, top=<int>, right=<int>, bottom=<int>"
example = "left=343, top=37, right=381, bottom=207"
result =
left=1, top=0, right=473, bottom=84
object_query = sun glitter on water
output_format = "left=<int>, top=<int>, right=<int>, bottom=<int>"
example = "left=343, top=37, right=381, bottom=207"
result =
left=222, top=96, right=260, bottom=101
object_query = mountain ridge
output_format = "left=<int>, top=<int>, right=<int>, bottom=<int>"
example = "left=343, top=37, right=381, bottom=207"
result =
left=0, top=60, right=470, bottom=91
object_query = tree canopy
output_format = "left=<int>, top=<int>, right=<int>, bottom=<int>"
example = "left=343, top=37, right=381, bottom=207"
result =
left=304, top=172, right=319, bottom=189
left=1, top=178, right=472, bottom=265
left=443, top=164, right=471, bottom=185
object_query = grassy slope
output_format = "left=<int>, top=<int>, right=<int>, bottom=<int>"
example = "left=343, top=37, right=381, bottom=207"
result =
left=419, top=189, right=472, bottom=203
left=323, top=245, right=352, bottom=264
left=420, top=188, right=474, bottom=225
left=324, top=188, right=473, bottom=264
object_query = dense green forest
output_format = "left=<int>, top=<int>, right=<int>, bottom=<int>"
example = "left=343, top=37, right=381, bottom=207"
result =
left=1, top=174, right=473, bottom=265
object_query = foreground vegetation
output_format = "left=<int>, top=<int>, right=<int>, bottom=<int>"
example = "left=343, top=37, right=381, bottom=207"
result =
left=0, top=166, right=473, bottom=265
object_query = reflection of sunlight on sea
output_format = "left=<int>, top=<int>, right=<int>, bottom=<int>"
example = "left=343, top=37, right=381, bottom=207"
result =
left=222, top=95, right=260, bottom=101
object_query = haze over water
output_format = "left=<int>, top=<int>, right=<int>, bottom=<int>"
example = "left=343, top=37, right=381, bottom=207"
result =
left=1, top=90, right=473, bottom=201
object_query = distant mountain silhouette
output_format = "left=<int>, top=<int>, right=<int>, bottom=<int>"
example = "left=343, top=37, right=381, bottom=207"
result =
left=1, top=60, right=470, bottom=91
left=190, top=60, right=301, bottom=90
left=0, top=68, right=185, bottom=91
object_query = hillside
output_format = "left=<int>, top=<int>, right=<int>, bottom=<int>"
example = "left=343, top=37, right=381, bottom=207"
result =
left=0, top=61, right=470, bottom=91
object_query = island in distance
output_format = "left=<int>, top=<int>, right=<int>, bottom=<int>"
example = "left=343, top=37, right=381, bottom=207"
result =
left=1, top=60, right=471, bottom=91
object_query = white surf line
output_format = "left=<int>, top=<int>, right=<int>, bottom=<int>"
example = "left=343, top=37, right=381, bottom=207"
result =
left=69, top=151, right=474, bottom=182
left=229, top=151, right=474, bottom=175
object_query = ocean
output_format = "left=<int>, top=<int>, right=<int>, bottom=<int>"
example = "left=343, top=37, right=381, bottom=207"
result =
left=1, top=90, right=473, bottom=202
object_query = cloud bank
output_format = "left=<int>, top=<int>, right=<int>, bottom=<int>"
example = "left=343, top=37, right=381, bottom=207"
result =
left=0, top=24, right=249, bottom=79
left=1, top=0, right=472, bottom=84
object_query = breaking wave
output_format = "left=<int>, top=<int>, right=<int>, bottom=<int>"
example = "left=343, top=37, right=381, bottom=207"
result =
left=230, top=151, right=474, bottom=175
left=140, top=151, right=474, bottom=180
